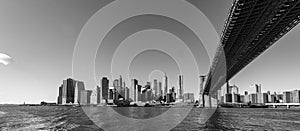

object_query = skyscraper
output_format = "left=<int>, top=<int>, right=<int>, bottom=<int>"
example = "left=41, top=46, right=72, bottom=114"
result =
left=229, top=85, right=239, bottom=94
left=130, top=79, right=138, bottom=101
left=251, top=84, right=261, bottom=94
left=119, top=75, right=122, bottom=88
left=65, top=78, right=77, bottom=104
left=59, top=78, right=77, bottom=104
left=292, top=90, right=300, bottom=103
left=283, top=91, right=292, bottom=103
left=57, top=84, right=63, bottom=104
left=183, top=93, right=195, bottom=103
left=125, top=86, right=129, bottom=100
left=62, top=80, right=67, bottom=104
left=137, top=85, right=142, bottom=102
left=101, top=77, right=109, bottom=101
left=96, top=86, right=101, bottom=104
left=74, top=81, right=85, bottom=104
left=158, top=81, right=162, bottom=97
left=164, top=72, right=168, bottom=97
left=153, top=79, right=158, bottom=97
left=80, top=90, right=92, bottom=105
left=121, top=82, right=126, bottom=98
left=179, top=75, right=183, bottom=99
left=113, top=79, right=121, bottom=99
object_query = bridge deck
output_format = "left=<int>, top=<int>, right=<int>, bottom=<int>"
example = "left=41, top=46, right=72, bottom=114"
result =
left=204, top=0, right=300, bottom=95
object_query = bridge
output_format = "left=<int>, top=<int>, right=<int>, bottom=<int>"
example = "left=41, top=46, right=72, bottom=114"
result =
left=203, top=0, right=300, bottom=96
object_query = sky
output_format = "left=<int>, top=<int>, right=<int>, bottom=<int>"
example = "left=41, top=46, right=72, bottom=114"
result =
left=0, top=0, right=299, bottom=104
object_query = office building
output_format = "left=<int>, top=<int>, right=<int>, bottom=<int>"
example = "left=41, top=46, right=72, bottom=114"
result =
left=80, top=90, right=92, bottom=105
left=292, top=90, right=300, bottom=103
left=74, top=81, right=85, bottom=104
left=62, top=80, right=67, bottom=104
left=251, top=84, right=261, bottom=94
left=257, top=93, right=268, bottom=103
left=164, top=72, right=168, bottom=97
left=229, top=85, right=239, bottom=94
left=59, top=78, right=77, bottom=104
left=125, top=87, right=129, bottom=100
left=137, top=85, right=142, bottom=101
left=283, top=91, right=292, bottom=103
left=249, top=94, right=258, bottom=104
left=225, top=94, right=232, bottom=102
left=270, top=94, right=277, bottom=103
left=101, top=77, right=109, bottom=100
left=244, top=94, right=250, bottom=103
left=57, top=84, right=63, bottom=104
left=108, top=86, right=117, bottom=100
left=131, top=79, right=138, bottom=101
left=158, top=81, right=162, bottom=97
left=119, top=75, right=123, bottom=88
left=179, top=75, right=184, bottom=99
left=183, top=93, right=194, bottom=103
left=57, top=78, right=91, bottom=105
left=277, top=94, right=284, bottom=103
left=96, top=86, right=101, bottom=104
left=153, top=79, right=158, bottom=97
left=240, top=95, right=245, bottom=103
left=66, top=78, right=77, bottom=103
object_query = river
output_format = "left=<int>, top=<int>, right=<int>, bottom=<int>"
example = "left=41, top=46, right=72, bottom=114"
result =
left=0, top=106, right=300, bottom=130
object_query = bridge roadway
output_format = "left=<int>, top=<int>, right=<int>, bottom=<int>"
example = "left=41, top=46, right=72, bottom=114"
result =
left=203, top=0, right=300, bottom=96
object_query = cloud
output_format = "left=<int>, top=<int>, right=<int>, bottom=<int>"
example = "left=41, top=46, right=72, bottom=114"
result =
left=0, top=53, right=13, bottom=66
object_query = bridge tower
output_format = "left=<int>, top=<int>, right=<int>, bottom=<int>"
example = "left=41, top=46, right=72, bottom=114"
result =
left=199, top=75, right=206, bottom=107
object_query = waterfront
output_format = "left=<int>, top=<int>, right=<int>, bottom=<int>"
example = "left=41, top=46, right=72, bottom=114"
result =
left=1, top=106, right=300, bottom=130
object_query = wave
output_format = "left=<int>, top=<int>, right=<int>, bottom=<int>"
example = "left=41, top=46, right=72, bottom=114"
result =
left=0, top=111, right=6, bottom=116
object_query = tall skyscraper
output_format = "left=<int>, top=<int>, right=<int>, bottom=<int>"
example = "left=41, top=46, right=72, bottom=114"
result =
left=62, top=80, right=67, bottom=104
left=179, top=75, right=184, bottom=99
left=101, top=77, right=109, bottom=101
left=121, top=82, right=126, bottom=99
left=158, top=81, right=162, bottom=97
left=74, top=81, right=85, bottom=104
left=113, top=79, right=121, bottom=99
left=125, top=86, right=129, bottom=100
left=292, top=90, right=300, bottom=103
left=57, top=84, right=63, bottom=104
left=119, top=75, right=122, bottom=88
left=137, top=85, right=142, bottom=102
left=153, top=79, right=158, bottom=97
left=130, top=79, right=138, bottom=101
left=96, top=86, right=101, bottom=104
left=164, top=72, right=168, bottom=97
left=66, top=78, right=76, bottom=104
left=59, top=78, right=77, bottom=104
left=113, top=79, right=119, bottom=88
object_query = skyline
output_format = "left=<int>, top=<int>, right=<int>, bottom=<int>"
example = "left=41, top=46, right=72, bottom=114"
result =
left=1, top=0, right=300, bottom=104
